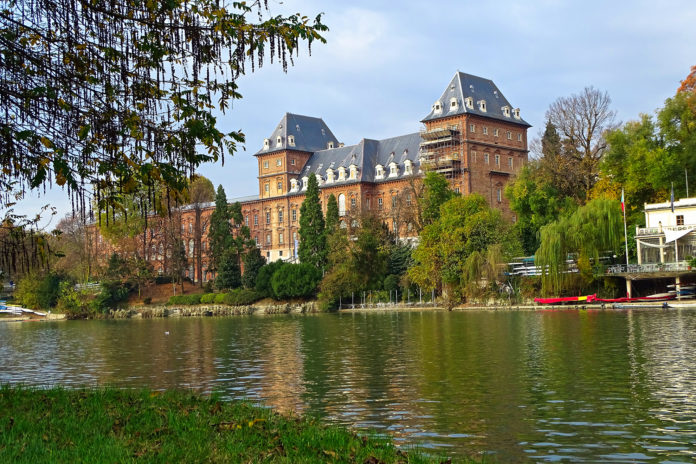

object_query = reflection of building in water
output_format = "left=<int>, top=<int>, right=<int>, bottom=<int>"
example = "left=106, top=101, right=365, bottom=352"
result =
left=256, top=320, right=306, bottom=414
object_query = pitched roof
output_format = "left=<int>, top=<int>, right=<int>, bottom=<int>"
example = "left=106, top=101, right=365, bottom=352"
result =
left=296, top=132, right=422, bottom=187
left=422, top=72, right=531, bottom=127
left=254, top=113, right=340, bottom=155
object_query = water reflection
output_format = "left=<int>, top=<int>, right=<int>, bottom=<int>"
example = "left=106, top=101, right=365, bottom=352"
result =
left=2, top=309, right=696, bottom=462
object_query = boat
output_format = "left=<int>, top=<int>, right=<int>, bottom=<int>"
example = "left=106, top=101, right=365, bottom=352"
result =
left=593, top=293, right=676, bottom=303
left=534, top=294, right=596, bottom=305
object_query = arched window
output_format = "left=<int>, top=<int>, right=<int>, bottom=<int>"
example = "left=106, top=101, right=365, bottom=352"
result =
left=338, top=193, right=346, bottom=216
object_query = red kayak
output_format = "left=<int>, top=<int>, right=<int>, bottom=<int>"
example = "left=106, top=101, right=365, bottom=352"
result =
left=534, top=294, right=596, bottom=304
left=594, top=294, right=676, bottom=303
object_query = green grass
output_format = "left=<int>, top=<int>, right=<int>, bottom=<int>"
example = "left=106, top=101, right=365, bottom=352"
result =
left=0, top=386, right=465, bottom=463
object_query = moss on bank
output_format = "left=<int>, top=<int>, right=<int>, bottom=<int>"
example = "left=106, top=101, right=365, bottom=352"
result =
left=0, top=386, right=463, bottom=463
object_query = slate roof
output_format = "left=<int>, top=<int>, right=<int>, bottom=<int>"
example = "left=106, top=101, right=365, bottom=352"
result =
left=295, top=132, right=422, bottom=188
left=422, top=72, right=531, bottom=127
left=255, top=113, right=340, bottom=155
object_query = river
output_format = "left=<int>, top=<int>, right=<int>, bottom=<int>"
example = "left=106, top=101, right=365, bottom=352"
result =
left=2, top=309, right=696, bottom=462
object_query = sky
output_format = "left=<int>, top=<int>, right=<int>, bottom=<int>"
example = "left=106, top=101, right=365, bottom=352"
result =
left=10, top=0, right=696, bottom=229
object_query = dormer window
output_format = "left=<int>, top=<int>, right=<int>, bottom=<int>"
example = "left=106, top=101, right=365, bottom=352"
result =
left=326, top=168, right=334, bottom=183
left=513, top=108, right=521, bottom=119
left=288, top=135, right=295, bottom=147
left=465, top=97, right=473, bottom=109
left=404, top=160, right=413, bottom=175
left=290, top=179, right=298, bottom=192
left=349, top=164, right=358, bottom=180
left=449, top=97, right=458, bottom=111
left=276, top=136, right=282, bottom=147
left=478, top=100, right=487, bottom=112
left=263, top=138, right=270, bottom=149
left=388, top=162, right=398, bottom=178
left=338, top=167, right=346, bottom=181
left=327, top=141, right=334, bottom=149
left=314, top=174, right=323, bottom=185
left=301, top=176, right=309, bottom=190
left=433, top=101, right=442, bottom=114
left=375, top=164, right=384, bottom=179
left=502, top=106, right=510, bottom=117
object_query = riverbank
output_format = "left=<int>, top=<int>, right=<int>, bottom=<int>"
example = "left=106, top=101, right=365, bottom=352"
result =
left=0, top=386, right=461, bottom=463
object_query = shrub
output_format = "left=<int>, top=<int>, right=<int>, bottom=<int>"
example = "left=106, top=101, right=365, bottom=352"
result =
left=271, top=263, right=321, bottom=300
left=154, top=275, right=173, bottom=285
left=255, top=260, right=286, bottom=298
left=200, top=293, right=217, bottom=304
left=143, top=297, right=152, bottom=305
left=15, top=271, right=69, bottom=310
left=92, top=280, right=130, bottom=312
left=56, top=281, right=94, bottom=319
left=214, top=293, right=226, bottom=304
left=222, top=288, right=262, bottom=306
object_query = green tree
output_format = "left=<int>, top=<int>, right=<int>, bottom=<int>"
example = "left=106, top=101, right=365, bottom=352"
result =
left=298, top=175, right=327, bottom=269
left=242, top=247, right=266, bottom=289
left=1, top=0, right=327, bottom=216
left=419, top=172, right=456, bottom=227
left=215, top=251, right=242, bottom=291
left=255, top=260, right=286, bottom=299
left=208, top=185, right=232, bottom=273
left=409, top=194, right=520, bottom=306
left=536, top=198, right=623, bottom=295
left=325, top=194, right=340, bottom=231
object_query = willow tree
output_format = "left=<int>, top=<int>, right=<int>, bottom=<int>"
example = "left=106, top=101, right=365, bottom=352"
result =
left=536, top=198, right=622, bottom=295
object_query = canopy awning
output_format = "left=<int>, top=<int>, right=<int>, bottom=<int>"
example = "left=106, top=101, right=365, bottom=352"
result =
left=664, top=228, right=693, bottom=243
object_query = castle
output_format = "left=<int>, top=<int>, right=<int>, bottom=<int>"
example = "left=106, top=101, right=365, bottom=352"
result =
left=99, top=72, right=530, bottom=283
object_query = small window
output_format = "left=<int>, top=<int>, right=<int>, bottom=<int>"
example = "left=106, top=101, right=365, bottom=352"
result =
left=279, top=232, right=284, bottom=245
left=327, top=141, right=334, bottom=149
left=263, top=160, right=269, bottom=169
left=263, top=138, right=270, bottom=149
left=279, top=250, right=283, bottom=257
left=470, top=124, right=475, bottom=133
left=465, top=97, right=473, bottom=109
left=245, top=215, right=249, bottom=226
left=277, top=181, right=282, bottom=193
left=276, top=159, right=282, bottom=166
left=495, top=154, right=500, bottom=167
left=392, top=196, right=397, bottom=208
left=508, top=157, right=513, bottom=168
left=278, top=210, right=283, bottom=223
left=677, top=215, right=685, bottom=225
left=292, top=209, right=297, bottom=222
left=351, top=198, right=356, bottom=208
left=378, top=198, right=383, bottom=210
left=276, top=136, right=282, bottom=147
left=478, top=100, right=486, bottom=112
left=494, top=128, right=499, bottom=137
left=497, top=189, right=502, bottom=203
left=484, top=153, right=489, bottom=164
left=264, top=183, right=269, bottom=193
left=454, top=187, right=460, bottom=194
left=406, top=193, right=412, bottom=206
left=291, top=159, right=296, bottom=166
left=266, top=212, right=271, bottom=225
left=518, top=133, right=522, bottom=142
left=288, top=135, right=295, bottom=147
left=513, top=108, right=521, bottom=119
left=254, top=214, right=258, bottom=226
left=483, top=127, right=488, bottom=135
left=506, top=131, right=512, bottom=140
left=266, top=234, right=271, bottom=245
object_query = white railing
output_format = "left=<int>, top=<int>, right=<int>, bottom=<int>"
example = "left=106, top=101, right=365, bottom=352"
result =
left=636, top=224, right=696, bottom=236
left=605, top=262, right=693, bottom=274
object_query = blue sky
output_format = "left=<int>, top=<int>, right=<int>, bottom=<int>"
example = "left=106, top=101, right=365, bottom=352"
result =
left=11, top=0, right=696, bottom=228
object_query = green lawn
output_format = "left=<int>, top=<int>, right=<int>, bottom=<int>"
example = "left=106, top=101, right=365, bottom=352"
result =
left=0, top=386, right=466, bottom=463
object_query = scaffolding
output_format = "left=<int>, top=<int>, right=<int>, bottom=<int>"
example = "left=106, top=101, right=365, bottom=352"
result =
left=419, top=124, right=462, bottom=179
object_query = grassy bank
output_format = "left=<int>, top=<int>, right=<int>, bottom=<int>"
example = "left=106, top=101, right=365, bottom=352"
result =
left=0, top=387, right=462, bottom=463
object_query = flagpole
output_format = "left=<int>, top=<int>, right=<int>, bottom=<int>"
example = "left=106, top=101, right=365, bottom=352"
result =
left=622, top=188, right=629, bottom=267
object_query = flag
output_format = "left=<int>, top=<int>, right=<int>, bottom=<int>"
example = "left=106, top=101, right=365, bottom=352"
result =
left=671, top=183, right=675, bottom=213
left=620, top=189, right=625, bottom=213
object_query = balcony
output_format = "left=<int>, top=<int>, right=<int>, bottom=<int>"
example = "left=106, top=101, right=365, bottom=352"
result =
left=604, top=262, right=696, bottom=278
left=636, top=224, right=696, bottom=236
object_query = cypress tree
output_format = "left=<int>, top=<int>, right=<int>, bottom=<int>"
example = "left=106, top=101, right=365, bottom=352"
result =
left=208, top=185, right=232, bottom=273
left=298, top=175, right=327, bottom=269
left=325, top=194, right=339, bottom=231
